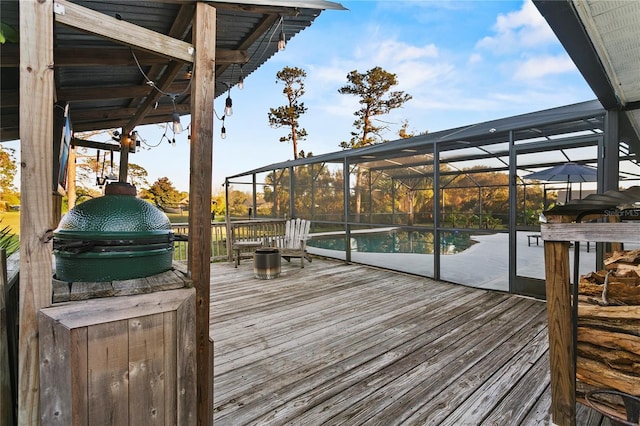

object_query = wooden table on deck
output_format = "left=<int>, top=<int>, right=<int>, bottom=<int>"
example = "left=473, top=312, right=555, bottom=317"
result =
left=232, top=241, right=263, bottom=268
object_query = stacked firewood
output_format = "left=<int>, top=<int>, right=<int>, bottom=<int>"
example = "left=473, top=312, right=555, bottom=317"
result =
left=576, top=249, right=640, bottom=416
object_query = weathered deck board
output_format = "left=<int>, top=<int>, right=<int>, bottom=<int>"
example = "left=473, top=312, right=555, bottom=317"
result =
left=210, top=257, right=607, bottom=425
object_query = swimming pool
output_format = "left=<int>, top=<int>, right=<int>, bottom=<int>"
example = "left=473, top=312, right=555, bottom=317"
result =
left=307, top=230, right=476, bottom=255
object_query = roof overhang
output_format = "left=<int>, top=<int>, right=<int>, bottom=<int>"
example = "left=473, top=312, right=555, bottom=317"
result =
left=534, top=0, right=640, bottom=153
left=0, top=0, right=345, bottom=142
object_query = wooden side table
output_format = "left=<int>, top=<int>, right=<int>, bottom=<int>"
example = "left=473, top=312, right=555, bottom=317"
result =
left=232, top=241, right=263, bottom=268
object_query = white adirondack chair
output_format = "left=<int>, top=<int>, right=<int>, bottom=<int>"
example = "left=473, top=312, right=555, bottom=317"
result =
left=274, top=218, right=311, bottom=268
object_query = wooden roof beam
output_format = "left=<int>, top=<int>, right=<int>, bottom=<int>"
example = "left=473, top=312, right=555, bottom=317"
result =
left=71, top=138, right=122, bottom=152
left=0, top=45, right=248, bottom=67
left=54, top=81, right=191, bottom=102
left=53, top=0, right=194, bottom=63
left=70, top=103, right=190, bottom=124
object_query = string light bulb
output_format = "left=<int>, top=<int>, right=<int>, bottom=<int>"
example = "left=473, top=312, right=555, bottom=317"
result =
left=170, top=95, right=183, bottom=134
left=224, top=90, right=233, bottom=116
left=172, top=111, right=183, bottom=134
left=278, top=26, right=286, bottom=51
left=220, top=116, right=227, bottom=139
left=238, top=65, right=244, bottom=90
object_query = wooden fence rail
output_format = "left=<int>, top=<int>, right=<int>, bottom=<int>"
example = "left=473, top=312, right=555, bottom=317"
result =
left=225, top=219, right=287, bottom=264
left=171, top=219, right=287, bottom=264
left=171, top=222, right=228, bottom=263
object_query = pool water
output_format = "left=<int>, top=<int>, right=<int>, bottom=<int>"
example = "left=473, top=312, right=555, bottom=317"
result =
left=308, top=231, right=476, bottom=255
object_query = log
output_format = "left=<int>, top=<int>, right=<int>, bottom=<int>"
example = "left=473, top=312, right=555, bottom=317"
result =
left=577, top=316, right=640, bottom=337
left=577, top=356, right=640, bottom=396
left=579, top=304, right=640, bottom=321
left=577, top=342, right=640, bottom=374
left=606, top=263, right=640, bottom=274
left=578, top=282, right=640, bottom=305
left=578, top=295, right=632, bottom=308
left=604, top=249, right=640, bottom=266
left=577, top=326, right=640, bottom=354
left=582, top=271, right=640, bottom=286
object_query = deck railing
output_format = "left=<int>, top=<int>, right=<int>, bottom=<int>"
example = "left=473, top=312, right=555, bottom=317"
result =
left=225, top=219, right=287, bottom=263
left=171, top=219, right=287, bottom=264
left=171, top=222, right=229, bottom=263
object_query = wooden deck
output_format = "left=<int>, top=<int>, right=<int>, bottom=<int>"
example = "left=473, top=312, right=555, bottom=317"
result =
left=210, top=257, right=611, bottom=425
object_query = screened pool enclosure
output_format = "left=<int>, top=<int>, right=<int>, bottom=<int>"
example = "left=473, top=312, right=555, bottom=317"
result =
left=225, top=100, right=640, bottom=298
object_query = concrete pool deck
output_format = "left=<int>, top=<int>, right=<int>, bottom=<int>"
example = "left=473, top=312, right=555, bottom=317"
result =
left=307, top=231, right=599, bottom=292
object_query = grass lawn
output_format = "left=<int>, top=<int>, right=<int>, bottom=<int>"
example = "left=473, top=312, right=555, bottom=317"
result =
left=0, top=211, right=227, bottom=235
left=166, top=213, right=190, bottom=224
left=0, top=211, right=20, bottom=235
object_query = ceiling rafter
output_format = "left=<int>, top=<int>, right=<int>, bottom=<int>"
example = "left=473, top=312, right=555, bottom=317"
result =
left=215, top=13, right=280, bottom=84
left=0, top=45, right=247, bottom=67
left=54, top=0, right=194, bottom=63
left=127, top=4, right=196, bottom=111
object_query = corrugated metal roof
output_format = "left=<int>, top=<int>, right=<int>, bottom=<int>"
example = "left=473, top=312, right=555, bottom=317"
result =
left=0, top=0, right=345, bottom=141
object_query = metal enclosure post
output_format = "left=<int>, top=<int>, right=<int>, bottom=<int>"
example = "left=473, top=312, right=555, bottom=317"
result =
left=602, top=110, right=619, bottom=192
left=252, top=173, right=257, bottom=218
left=508, top=130, right=517, bottom=294
left=289, top=165, right=295, bottom=218
left=343, top=158, right=351, bottom=263
left=433, top=142, right=441, bottom=281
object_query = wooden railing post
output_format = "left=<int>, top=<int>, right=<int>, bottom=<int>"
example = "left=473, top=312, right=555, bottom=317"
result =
left=19, top=0, right=55, bottom=423
left=544, top=239, right=576, bottom=426
left=1, top=249, right=13, bottom=426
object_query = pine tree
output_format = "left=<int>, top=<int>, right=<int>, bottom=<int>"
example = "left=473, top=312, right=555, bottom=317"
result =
left=338, top=67, right=412, bottom=221
left=338, top=66, right=412, bottom=149
left=268, top=66, right=308, bottom=160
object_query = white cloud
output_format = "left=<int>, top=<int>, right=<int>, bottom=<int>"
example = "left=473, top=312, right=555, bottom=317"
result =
left=512, top=54, right=577, bottom=80
left=309, top=64, right=351, bottom=85
left=306, top=36, right=451, bottom=102
left=395, top=61, right=456, bottom=90
left=476, top=0, right=557, bottom=54
left=467, top=53, right=483, bottom=65
left=371, top=40, right=439, bottom=64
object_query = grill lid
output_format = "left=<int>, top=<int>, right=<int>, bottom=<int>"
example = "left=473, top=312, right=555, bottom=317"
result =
left=53, top=183, right=175, bottom=282
left=54, top=182, right=173, bottom=250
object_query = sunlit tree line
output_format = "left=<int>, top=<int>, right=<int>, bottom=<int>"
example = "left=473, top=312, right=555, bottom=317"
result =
left=245, top=163, right=548, bottom=230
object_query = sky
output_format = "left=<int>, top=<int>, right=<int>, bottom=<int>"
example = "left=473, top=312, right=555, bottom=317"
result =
left=7, top=0, right=598, bottom=194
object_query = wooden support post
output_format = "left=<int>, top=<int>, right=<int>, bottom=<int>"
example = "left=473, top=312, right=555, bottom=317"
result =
left=544, top=240, right=576, bottom=426
left=67, top=146, right=77, bottom=209
left=1, top=250, right=12, bottom=426
left=119, top=127, right=129, bottom=183
left=52, top=195, right=62, bottom=226
left=190, top=3, right=215, bottom=424
left=19, top=0, right=55, bottom=423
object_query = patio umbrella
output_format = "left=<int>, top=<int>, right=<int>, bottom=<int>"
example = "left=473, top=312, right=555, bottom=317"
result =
left=524, top=162, right=597, bottom=203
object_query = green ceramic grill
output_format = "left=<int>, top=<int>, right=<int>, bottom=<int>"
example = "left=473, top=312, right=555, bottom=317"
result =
left=53, top=183, right=175, bottom=282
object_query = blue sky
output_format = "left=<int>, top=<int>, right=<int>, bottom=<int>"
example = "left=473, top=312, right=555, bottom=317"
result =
left=196, top=0, right=595, bottom=192
left=9, top=0, right=598, bottom=193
